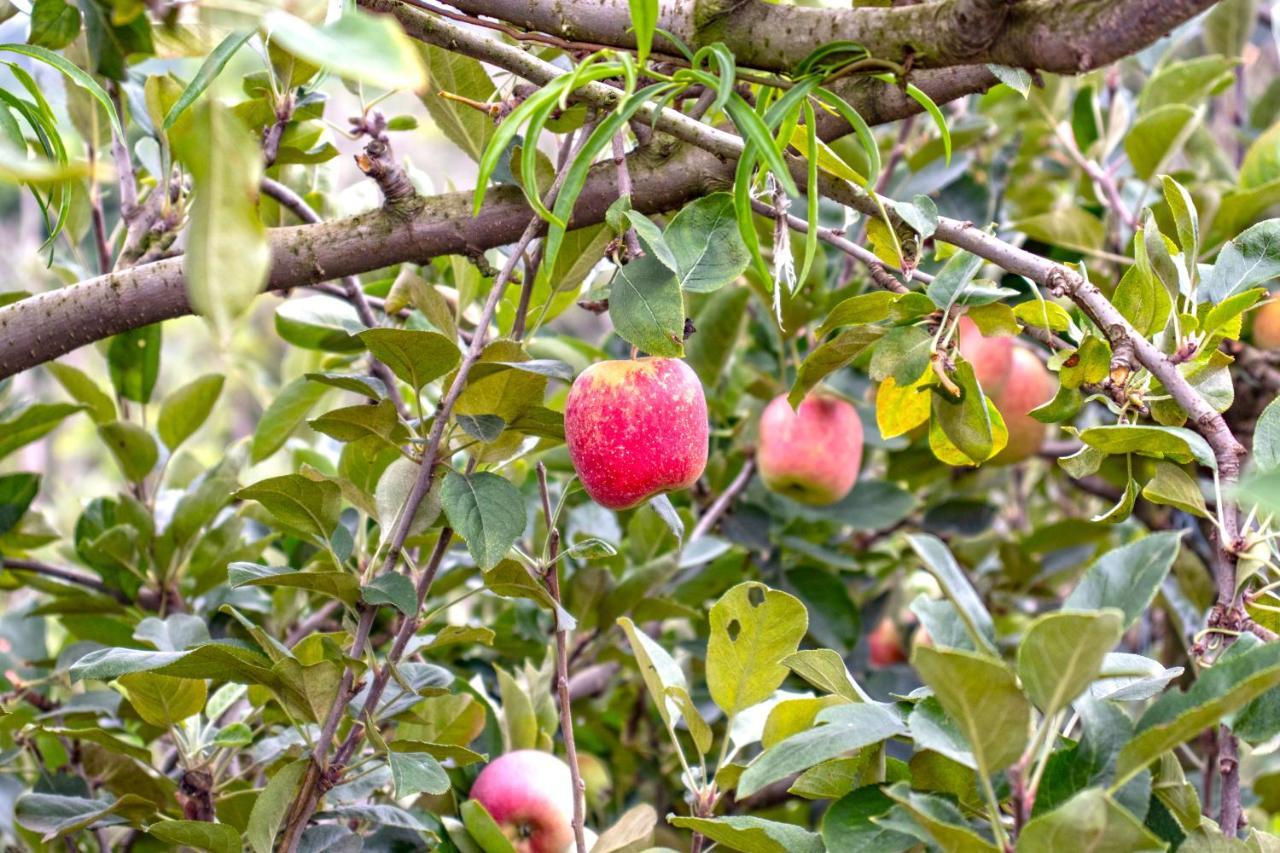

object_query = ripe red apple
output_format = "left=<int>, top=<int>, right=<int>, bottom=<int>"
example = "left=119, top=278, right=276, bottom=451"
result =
left=990, top=347, right=1055, bottom=464
left=757, top=393, right=863, bottom=505
left=956, top=316, right=1014, bottom=396
left=867, top=617, right=907, bottom=668
left=1253, top=300, right=1280, bottom=349
left=469, top=750, right=575, bottom=853
left=564, top=358, right=709, bottom=510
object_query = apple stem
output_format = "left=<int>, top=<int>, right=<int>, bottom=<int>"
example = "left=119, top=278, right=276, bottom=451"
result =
left=536, top=462, right=590, bottom=853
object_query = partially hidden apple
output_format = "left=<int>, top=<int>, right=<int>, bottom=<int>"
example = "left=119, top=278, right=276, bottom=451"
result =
left=991, top=347, right=1055, bottom=464
left=564, top=358, right=709, bottom=510
left=957, top=317, right=1054, bottom=464
left=1253, top=300, right=1280, bottom=349
left=957, top=316, right=1014, bottom=396
left=469, top=750, right=578, bottom=853
left=867, top=616, right=907, bottom=668
left=757, top=393, right=863, bottom=505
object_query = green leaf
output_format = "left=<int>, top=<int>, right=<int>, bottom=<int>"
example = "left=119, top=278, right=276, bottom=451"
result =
left=117, top=672, right=206, bottom=726
left=1202, top=219, right=1280, bottom=302
left=1114, top=257, right=1172, bottom=337
left=264, top=9, right=426, bottom=90
left=1206, top=0, right=1258, bottom=57
left=869, top=325, right=932, bottom=387
left=251, top=375, right=329, bottom=462
left=107, top=325, right=161, bottom=404
left=932, top=361, right=1002, bottom=465
left=987, top=64, right=1032, bottom=96
left=912, top=646, right=1030, bottom=775
left=906, top=533, right=997, bottom=655
left=364, top=572, right=417, bottom=616
left=706, top=581, right=808, bottom=716
left=1014, top=208, right=1106, bottom=254
left=162, top=29, right=252, bottom=129
left=417, top=43, right=495, bottom=163
left=246, top=759, right=307, bottom=853
left=618, top=616, right=688, bottom=728
left=822, top=786, right=917, bottom=853
left=1017, top=610, right=1124, bottom=716
left=816, top=292, right=900, bottom=338
left=309, top=399, right=409, bottom=446
left=1125, top=104, right=1199, bottom=181
left=0, top=43, right=121, bottom=137
left=389, top=751, right=451, bottom=798
left=1138, top=56, right=1235, bottom=114
left=14, top=792, right=155, bottom=841
left=1142, top=462, right=1209, bottom=517
left=70, top=643, right=275, bottom=684
left=1017, top=788, right=1163, bottom=851
left=1115, top=639, right=1280, bottom=787
left=171, top=101, right=269, bottom=334
left=608, top=251, right=685, bottom=357
left=668, top=815, right=823, bottom=853
left=375, top=457, right=442, bottom=539
left=460, top=800, right=518, bottom=853
left=737, top=703, right=905, bottom=798
left=236, top=474, right=342, bottom=540
left=1079, top=424, right=1217, bottom=469
left=47, top=362, right=115, bottom=424
left=788, top=326, right=884, bottom=408
left=358, top=328, right=460, bottom=391
left=98, top=421, right=158, bottom=483
left=158, top=373, right=224, bottom=451
left=1161, top=174, right=1200, bottom=264
left=228, top=563, right=360, bottom=605
left=441, top=470, right=526, bottom=570
left=628, top=0, right=657, bottom=63
left=0, top=402, right=83, bottom=461
left=275, top=296, right=366, bottom=352
left=882, top=784, right=1000, bottom=852
left=666, top=193, right=751, bottom=293
left=148, top=820, right=241, bottom=853
left=784, top=649, right=870, bottom=702
left=926, top=250, right=985, bottom=308
left=0, top=472, right=38, bottom=536
left=28, top=0, right=81, bottom=51
left=1063, top=531, right=1184, bottom=630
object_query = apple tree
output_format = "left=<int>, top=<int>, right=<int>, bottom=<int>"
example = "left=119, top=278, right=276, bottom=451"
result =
left=4, top=0, right=1280, bottom=850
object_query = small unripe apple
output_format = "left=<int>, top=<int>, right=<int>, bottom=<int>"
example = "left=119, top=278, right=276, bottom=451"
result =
left=957, top=317, right=1014, bottom=396
left=757, top=393, right=863, bottom=505
left=1253, top=300, right=1280, bottom=350
left=564, top=358, right=709, bottom=510
left=469, top=750, right=575, bottom=853
left=990, top=347, right=1055, bottom=464
left=867, top=617, right=907, bottom=668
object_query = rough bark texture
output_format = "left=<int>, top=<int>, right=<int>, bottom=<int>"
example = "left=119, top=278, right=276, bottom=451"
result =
left=441, top=0, right=1220, bottom=72
left=0, top=145, right=719, bottom=379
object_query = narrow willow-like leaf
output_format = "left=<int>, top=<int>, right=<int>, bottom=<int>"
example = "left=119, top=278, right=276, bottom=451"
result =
left=163, top=29, right=253, bottom=130
left=628, top=0, right=658, bottom=64
left=0, top=44, right=123, bottom=139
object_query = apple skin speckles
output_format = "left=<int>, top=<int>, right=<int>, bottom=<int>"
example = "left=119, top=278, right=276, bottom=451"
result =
left=564, top=358, right=709, bottom=511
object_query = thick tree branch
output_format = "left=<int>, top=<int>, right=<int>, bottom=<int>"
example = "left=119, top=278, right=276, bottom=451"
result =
left=434, top=0, right=1218, bottom=72
left=0, top=145, right=719, bottom=380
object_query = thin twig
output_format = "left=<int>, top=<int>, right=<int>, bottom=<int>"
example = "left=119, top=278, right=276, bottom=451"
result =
left=1, top=558, right=126, bottom=602
left=281, top=123, right=597, bottom=852
left=87, top=141, right=112, bottom=274
left=537, top=462, right=588, bottom=853
left=612, top=131, right=643, bottom=260
left=259, top=177, right=411, bottom=420
left=689, top=459, right=755, bottom=543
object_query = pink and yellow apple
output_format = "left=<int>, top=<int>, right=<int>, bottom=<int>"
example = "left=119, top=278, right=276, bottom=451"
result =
left=469, top=750, right=575, bottom=853
left=757, top=392, right=863, bottom=504
left=1253, top=300, right=1280, bottom=349
left=991, top=347, right=1055, bottom=464
left=957, top=316, right=1014, bottom=395
left=956, top=317, right=1054, bottom=464
left=564, top=358, right=709, bottom=510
